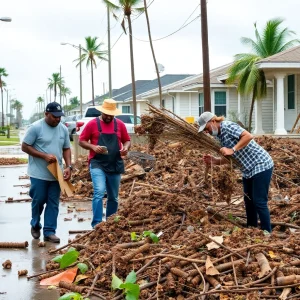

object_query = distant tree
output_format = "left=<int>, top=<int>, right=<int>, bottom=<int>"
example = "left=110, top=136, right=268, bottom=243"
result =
left=75, top=36, right=107, bottom=105
left=11, top=99, right=23, bottom=127
left=47, top=73, right=65, bottom=103
left=69, top=96, right=79, bottom=106
left=36, top=96, right=44, bottom=119
left=227, top=18, right=300, bottom=131
left=60, top=86, right=71, bottom=108
left=103, top=0, right=144, bottom=125
left=0, top=68, right=8, bottom=127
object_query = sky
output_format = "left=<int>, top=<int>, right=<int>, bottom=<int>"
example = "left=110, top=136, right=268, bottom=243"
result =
left=1, top=0, right=300, bottom=119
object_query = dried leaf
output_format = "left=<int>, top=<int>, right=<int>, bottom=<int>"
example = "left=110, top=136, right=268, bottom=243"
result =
left=206, top=235, right=223, bottom=250
left=205, top=256, right=220, bottom=275
left=74, top=274, right=89, bottom=283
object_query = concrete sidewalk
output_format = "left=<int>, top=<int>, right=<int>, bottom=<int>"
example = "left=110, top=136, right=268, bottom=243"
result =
left=0, top=145, right=76, bottom=162
left=0, top=145, right=27, bottom=159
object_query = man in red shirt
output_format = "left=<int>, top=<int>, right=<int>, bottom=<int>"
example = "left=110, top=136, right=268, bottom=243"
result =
left=79, top=99, right=131, bottom=227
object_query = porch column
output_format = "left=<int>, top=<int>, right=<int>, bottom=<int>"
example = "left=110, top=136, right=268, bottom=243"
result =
left=253, top=99, right=264, bottom=134
left=274, top=73, right=287, bottom=134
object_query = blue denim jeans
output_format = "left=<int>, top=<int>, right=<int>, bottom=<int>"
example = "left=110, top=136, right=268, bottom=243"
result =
left=243, top=167, right=273, bottom=232
left=29, top=177, right=61, bottom=237
left=90, top=166, right=121, bottom=227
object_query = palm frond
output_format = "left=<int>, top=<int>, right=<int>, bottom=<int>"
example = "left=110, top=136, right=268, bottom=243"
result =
left=103, top=0, right=121, bottom=11
left=145, top=104, right=239, bottom=167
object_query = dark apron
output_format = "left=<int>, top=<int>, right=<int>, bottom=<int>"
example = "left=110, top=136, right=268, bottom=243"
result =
left=90, top=117, right=125, bottom=174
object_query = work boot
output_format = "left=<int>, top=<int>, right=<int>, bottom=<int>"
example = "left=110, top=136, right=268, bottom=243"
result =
left=44, top=234, right=60, bottom=243
left=31, top=227, right=41, bottom=239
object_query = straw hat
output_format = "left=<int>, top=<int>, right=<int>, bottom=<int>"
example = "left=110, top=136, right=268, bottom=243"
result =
left=96, top=99, right=121, bottom=116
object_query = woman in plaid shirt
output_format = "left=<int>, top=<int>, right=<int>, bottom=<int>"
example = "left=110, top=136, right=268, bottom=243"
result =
left=198, top=112, right=274, bottom=232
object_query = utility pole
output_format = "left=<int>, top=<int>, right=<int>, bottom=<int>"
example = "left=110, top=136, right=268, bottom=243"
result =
left=201, top=0, right=211, bottom=111
left=59, top=65, right=62, bottom=105
left=107, top=6, right=112, bottom=98
left=79, top=44, right=83, bottom=116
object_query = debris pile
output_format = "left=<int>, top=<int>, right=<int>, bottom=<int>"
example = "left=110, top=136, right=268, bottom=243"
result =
left=0, top=157, right=27, bottom=165
left=38, top=136, right=300, bottom=299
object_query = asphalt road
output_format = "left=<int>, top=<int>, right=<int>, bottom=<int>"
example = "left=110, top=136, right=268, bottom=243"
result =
left=0, top=164, right=93, bottom=300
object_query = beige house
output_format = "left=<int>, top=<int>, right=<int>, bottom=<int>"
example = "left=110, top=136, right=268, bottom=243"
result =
left=124, top=45, right=300, bottom=134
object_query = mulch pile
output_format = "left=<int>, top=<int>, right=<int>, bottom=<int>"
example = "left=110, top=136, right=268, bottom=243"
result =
left=41, top=136, right=300, bottom=299
left=0, top=157, right=27, bottom=165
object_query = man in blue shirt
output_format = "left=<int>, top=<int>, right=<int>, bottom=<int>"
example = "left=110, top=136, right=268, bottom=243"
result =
left=22, top=102, right=72, bottom=243
left=198, top=112, right=273, bottom=232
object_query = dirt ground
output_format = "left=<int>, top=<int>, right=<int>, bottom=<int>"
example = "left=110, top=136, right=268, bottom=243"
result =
left=1, top=135, right=300, bottom=299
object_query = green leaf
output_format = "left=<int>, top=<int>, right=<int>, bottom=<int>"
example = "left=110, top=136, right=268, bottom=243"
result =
left=142, top=231, right=151, bottom=237
left=149, top=232, right=159, bottom=243
left=67, top=247, right=76, bottom=253
left=114, top=216, right=121, bottom=222
left=125, top=270, right=136, bottom=284
left=52, top=254, right=63, bottom=263
left=227, top=213, right=234, bottom=220
left=130, top=232, right=138, bottom=241
left=77, top=263, right=88, bottom=274
left=60, top=250, right=79, bottom=269
left=125, top=292, right=137, bottom=300
left=232, top=226, right=240, bottom=232
left=122, top=283, right=140, bottom=300
left=58, top=292, right=83, bottom=300
left=111, top=274, right=123, bottom=290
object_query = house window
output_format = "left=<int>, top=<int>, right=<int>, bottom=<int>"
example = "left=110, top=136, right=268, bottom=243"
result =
left=214, top=91, right=226, bottom=116
left=288, top=75, right=295, bottom=109
left=199, top=93, right=204, bottom=115
left=122, top=105, right=130, bottom=113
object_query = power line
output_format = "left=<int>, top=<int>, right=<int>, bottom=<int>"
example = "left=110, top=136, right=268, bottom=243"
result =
left=131, top=15, right=200, bottom=42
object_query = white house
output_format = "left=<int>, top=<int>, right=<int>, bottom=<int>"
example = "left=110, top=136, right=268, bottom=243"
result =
left=123, top=45, right=300, bottom=135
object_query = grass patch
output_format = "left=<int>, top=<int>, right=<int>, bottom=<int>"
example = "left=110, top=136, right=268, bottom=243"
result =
left=0, top=141, right=20, bottom=146
left=0, top=136, right=20, bottom=146
left=0, top=136, right=19, bottom=142
left=18, top=158, right=28, bottom=163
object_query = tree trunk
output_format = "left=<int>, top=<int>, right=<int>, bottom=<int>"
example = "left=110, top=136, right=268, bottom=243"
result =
left=128, top=15, right=137, bottom=125
left=1, top=87, right=4, bottom=127
left=54, top=85, right=57, bottom=102
left=248, top=93, right=256, bottom=132
left=91, top=59, right=95, bottom=106
left=143, top=0, right=162, bottom=107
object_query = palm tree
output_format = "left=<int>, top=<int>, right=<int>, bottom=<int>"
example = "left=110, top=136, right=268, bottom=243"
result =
left=227, top=18, right=300, bottom=131
left=47, top=73, right=64, bottom=103
left=60, top=86, right=71, bottom=108
left=0, top=68, right=8, bottom=127
left=103, top=0, right=144, bottom=124
left=143, top=0, right=162, bottom=107
left=36, top=96, right=44, bottom=119
left=69, top=96, right=79, bottom=107
left=75, top=36, right=107, bottom=106
left=11, top=99, right=23, bottom=128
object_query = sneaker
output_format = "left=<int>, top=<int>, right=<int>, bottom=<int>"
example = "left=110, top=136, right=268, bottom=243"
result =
left=31, top=227, right=41, bottom=239
left=44, top=234, right=60, bottom=243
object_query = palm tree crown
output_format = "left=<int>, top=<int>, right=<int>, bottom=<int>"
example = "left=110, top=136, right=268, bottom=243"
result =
left=11, top=99, right=23, bottom=127
left=227, top=18, right=300, bottom=131
left=47, top=73, right=64, bottom=102
left=75, top=36, right=107, bottom=106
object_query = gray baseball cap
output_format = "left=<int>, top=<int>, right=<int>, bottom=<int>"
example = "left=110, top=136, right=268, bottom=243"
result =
left=198, top=111, right=214, bottom=132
